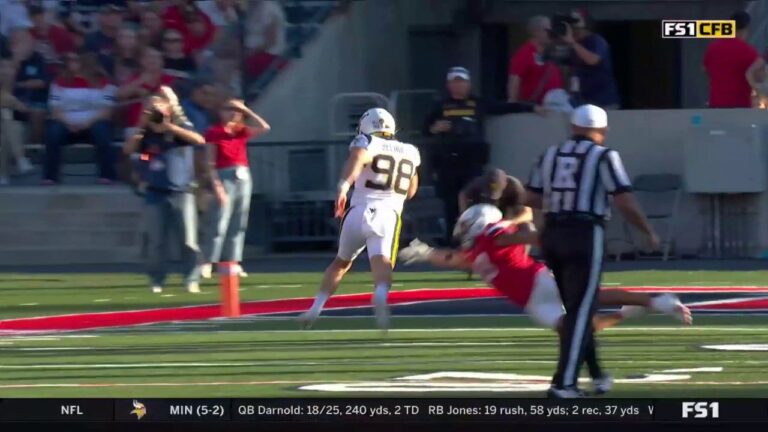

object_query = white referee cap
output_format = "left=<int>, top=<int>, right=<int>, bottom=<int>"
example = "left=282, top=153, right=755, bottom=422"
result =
left=571, top=104, right=608, bottom=128
left=446, top=66, right=471, bottom=81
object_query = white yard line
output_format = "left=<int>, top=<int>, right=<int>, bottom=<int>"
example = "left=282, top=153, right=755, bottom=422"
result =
left=93, top=299, right=111, bottom=303
left=18, top=303, right=39, bottom=306
left=1, top=358, right=766, bottom=371
left=0, top=379, right=766, bottom=390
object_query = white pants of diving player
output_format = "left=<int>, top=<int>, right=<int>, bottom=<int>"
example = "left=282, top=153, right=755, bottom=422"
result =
left=337, top=203, right=402, bottom=262
left=525, top=269, right=566, bottom=329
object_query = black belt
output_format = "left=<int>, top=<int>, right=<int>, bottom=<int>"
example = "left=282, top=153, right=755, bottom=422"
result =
left=545, top=213, right=606, bottom=226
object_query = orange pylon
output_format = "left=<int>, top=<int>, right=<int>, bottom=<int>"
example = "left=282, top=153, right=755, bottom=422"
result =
left=219, top=262, right=241, bottom=317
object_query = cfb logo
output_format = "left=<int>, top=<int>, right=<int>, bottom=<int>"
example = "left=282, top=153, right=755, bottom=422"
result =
left=682, top=402, right=720, bottom=419
left=662, top=20, right=736, bottom=38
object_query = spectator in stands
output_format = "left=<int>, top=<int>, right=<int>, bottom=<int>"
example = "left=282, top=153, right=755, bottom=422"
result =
left=139, top=8, right=164, bottom=48
left=201, top=98, right=270, bottom=280
left=244, top=0, right=287, bottom=78
left=0, top=57, right=33, bottom=185
left=704, top=11, right=763, bottom=108
left=199, top=43, right=242, bottom=99
left=162, top=28, right=196, bottom=80
left=44, top=52, right=117, bottom=185
left=117, top=47, right=175, bottom=135
left=124, top=0, right=147, bottom=26
left=423, top=66, right=539, bottom=244
left=123, top=92, right=207, bottom=294
left=0, top=1, right=32, bottom=38
left=59, top=0, right=108, bottom=36
left=564, top=9, right=620, bottom=108
left=85, top=4, right=123, bottom=55
left=10, top=27, right=50, bottom=144
left=199, top=0, right=240, bottom=30
left=162, top=0, right=216, bottom=59
left=84, top=4, right=123, bottom=57
left=181, top=78, right=216, bottom=133
left=507, top=16, right=563, bottom=104
left=199, top=0, right=242, bottom=56
left=101, top=25, right=141, bottom=85
left=28, top=5, right=76, bottom=74
left=10, top=27, right=50, bottom=109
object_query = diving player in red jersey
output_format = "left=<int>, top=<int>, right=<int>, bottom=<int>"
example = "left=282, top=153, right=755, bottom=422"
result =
left=399, top=204, right=692, bottom=332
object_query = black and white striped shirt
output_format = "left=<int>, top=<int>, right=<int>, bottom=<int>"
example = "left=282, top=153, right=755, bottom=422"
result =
left=527, top=136, right=632, bottom=219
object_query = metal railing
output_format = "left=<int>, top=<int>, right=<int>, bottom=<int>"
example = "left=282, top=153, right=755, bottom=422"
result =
left=328, top=92, right=390, bottom=137
left=246, top=139, right=445, bottom=251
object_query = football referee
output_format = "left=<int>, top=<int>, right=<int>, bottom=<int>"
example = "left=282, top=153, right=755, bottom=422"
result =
left=525, top=104, right=660, bottom=397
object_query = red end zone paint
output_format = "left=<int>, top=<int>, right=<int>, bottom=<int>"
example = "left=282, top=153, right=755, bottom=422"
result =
left=0, top=286, right=766, bottom=332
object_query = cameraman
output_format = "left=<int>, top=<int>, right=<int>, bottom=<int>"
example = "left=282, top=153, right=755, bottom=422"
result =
left=423, top=66, right=540, bottom=244
left=124, top=91, right=210, bottom=295
left=561, top=10, right=619, bottom=108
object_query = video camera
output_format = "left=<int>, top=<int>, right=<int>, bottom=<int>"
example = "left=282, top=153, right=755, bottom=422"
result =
left=549, top=13, right=580, bottom=39
left=542, top=13, right=580, bottom=65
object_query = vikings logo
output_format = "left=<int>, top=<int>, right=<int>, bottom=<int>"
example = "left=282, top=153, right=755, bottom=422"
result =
left=130, top=400, right=147, bottom=420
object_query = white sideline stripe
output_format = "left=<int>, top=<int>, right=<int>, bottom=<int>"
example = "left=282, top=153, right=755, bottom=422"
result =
left=93, top=299, right=111, bottom=303
left=6, top=347, right=92, bottom=351
left=657, top=367, right=723, bottom=373
left=1, top=380, right=768, bottom=389
left=685, top=296, right=768, bottom=307
left=171, top=326, right=768, bottom=334
left=0, top=380, right=335, bottom=389
left=19, top=303, right=39, bottom=306
left=2, top=326, right=766, bottom=337
left=3, top=359, right=768, bottom=370
left=161, top=294, right=176, bottom=298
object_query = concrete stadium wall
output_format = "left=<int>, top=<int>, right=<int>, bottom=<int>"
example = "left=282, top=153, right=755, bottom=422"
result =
left=487, top=109, right=768, bottom=257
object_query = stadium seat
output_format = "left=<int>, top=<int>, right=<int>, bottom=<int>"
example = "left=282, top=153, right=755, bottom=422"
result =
left=613, top=174, right=682, bottom=261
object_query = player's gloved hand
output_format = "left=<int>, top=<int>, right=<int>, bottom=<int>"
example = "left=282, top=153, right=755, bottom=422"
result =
left=399, top=239, right=434, bottom=265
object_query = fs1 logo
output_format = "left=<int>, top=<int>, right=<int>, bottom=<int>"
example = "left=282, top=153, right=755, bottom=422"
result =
left=662, top=20, right=736, bottom=38
left=682, top=402, right=720, bottom=419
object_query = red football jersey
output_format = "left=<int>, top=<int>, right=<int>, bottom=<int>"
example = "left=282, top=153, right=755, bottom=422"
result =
left=465, top=222, right=546, bottom=307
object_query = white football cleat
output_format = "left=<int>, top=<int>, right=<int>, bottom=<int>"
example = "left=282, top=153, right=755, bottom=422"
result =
left=651, top=294, right=692, bottom=325
left=236, top=264, right=248, bottom=278
left=186, top=282, right=201, bottom=294
left=592, top=375, right=613, bottom=395
left=151, top=285, right=163, bottom=294
left=200, top=264, right=212, bottom=279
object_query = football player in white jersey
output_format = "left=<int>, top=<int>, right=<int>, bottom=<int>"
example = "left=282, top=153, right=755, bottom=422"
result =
left=299, top=108, right=421, bottom=330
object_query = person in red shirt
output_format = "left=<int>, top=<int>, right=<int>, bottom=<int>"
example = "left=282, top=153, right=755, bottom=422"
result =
left=703, top=11, right=764, bottom=108
left=399, top=204, right=691, bottom=332
left=116, top=47, right=176, bottom=131
left=507, top=16, right=563, bottom=104
left=28, top=5, right=75, bottom=74
left=200, top=98, right=270, bottom=279
left=162, top=0, right=217, bottom=57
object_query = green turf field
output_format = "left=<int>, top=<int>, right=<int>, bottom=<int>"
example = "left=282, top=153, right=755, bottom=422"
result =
left=1, top=270, right=767, bottom=397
